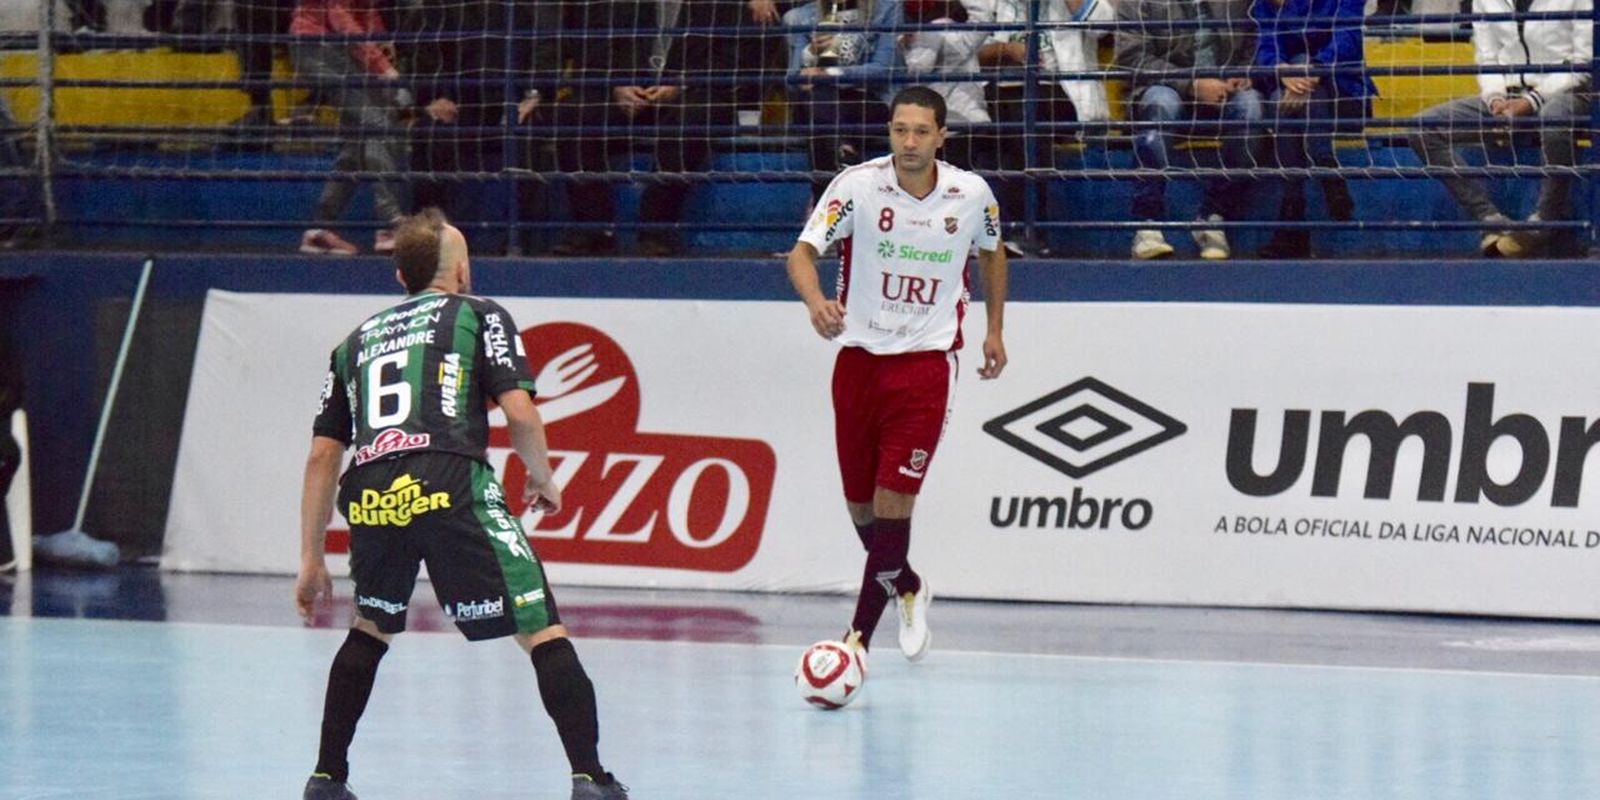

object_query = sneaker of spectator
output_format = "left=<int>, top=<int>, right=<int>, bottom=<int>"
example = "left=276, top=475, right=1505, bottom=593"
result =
left=300, top=228, right=360, bottom=256
left=1478, top=212, right=1513, bottom=257
left=1132, top=229, right=1175, bottom=260
left=1495, top=213, right=1545, bottom=258
left=1191, top=215, right=1230, bottom=260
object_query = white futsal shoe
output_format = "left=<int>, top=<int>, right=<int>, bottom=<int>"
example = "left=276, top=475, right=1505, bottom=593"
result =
left=897, top=580, right=931, bottom=662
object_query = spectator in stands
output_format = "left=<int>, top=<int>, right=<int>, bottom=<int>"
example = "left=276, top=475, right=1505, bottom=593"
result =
left=1407, top=0, right=1592, bottom=258
left=785, top=0, right=904, bottom=204
left=969, top=0, right=1113, bottom=256
left=901, top=0, right=989, bottom=133
left=1115, top=0, right=1263, bottom=260
left=0, top=96, right=38, bottom=249
left=403, top=0, right=562, bottom=243
left=231, top=0, right=293, bottom=133
left=290, top=0, right=411, bottom=255
left=1252, top=0, right=1374, bottom=258
left=549, top=0, right=745, bottom=256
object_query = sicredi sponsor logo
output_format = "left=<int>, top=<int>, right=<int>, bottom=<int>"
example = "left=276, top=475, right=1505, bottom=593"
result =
left=445, top=597, right=505, bottom=621
left=354, top=428, right=431, bottom=465
left=1227, top=382, right=1600, bottom=507
left=875, top=240, right=954, bottom=264
left=984, top=378, right=1187, bottom=531
left=347, top=474, right=451, bottom=526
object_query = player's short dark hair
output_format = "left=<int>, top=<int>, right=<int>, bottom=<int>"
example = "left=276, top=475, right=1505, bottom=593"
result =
left=394, top=207, right=450, bottom=294
left=890, top=85, right=946, bottom=129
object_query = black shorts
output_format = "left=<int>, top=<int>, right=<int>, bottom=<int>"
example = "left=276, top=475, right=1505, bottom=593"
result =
left=339, top=452, right=560, bottom=641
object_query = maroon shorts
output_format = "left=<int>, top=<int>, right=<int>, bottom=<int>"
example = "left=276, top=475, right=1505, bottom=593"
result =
left=832, top=346, right=957, bottom=502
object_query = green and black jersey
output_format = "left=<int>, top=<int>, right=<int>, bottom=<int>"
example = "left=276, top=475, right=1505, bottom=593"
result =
left=312, top=291, right=536, bottom=474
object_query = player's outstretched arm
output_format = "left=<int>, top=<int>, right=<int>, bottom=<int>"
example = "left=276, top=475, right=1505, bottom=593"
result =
left=976, top=246, right=1008, bottom=380
left=296, top=435, right=346, bottom=619
left=787, top=241, right=845, bottom=340
left=499, top=388, right=562, bottom=514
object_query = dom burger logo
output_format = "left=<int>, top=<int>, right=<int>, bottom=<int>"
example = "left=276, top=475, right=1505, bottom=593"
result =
left=347, top=474, right=450, bottom=526
left=490, top=323, right=777, bottom=573
left=1228, top=382, right=1600, bottom=507
left=983, top=378, right=1187, bottom=531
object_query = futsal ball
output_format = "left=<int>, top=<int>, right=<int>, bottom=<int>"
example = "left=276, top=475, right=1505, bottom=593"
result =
left=794, top=640, right=866, bottom=709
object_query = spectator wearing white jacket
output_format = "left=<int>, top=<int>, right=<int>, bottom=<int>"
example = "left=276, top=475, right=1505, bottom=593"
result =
left=1408, top=0, right=1592, bottom=257
left=972, top=0, right=1115, bottom=254
left=901, top=0, right=991, bottom=125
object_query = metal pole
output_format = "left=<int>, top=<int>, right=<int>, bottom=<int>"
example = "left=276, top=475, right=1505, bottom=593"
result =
left=36, top=0, right=57, bottom=238
left=1023, top=0, right=1042, bottom=249
left=1588, top=0, right=1598, bottom=252
left=501, top=0, right=520, bottom=255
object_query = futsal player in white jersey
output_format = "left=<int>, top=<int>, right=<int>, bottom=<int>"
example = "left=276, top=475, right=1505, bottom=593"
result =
left=786, top=85, right=1009, bottom=668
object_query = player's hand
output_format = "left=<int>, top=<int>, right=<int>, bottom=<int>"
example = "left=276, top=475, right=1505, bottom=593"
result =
left=644, top=85, right=682, bottom=104
left=426, top=97, right=459, bottom=124
left=294, top=560, right=334, bottom=621
left=517, top=94, right=541, bottom=123
left=1193, top=78, right=1230, bottom=105
left=1281, top=76, right=1316, bottom=96
left=749, top=0, right=780, bottom=24
left=613, top=86, right=650, bottom=117
left=1499, top=96, right=1535, bottom=118
left=806, top=298, right=846, bottom=340
left=1228, top=77, right=1253, bottom=92
left=978, top=333, right=1007, bottom=380
left=524, top=474, right=563, bottom=515
left=1487, top=96, right=1509, bottom=115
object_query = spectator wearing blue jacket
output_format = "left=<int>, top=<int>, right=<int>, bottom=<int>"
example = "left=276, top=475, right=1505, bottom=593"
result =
left=786, top=0, right=905, bottom=202
left=1252, top=0, right=1375, bottom=258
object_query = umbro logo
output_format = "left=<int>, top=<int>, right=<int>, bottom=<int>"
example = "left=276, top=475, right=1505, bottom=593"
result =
left=983, top=378, right=1186, bottom=479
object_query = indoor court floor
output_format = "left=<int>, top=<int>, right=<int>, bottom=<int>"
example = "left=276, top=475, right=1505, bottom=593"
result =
left=3, top=569, right=1599, bottom=799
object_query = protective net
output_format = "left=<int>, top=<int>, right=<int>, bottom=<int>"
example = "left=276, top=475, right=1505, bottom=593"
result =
left=0, top=0, right=1592, bottom=255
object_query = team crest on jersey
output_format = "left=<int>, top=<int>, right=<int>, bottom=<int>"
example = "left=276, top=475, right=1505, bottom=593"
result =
left=909, top=449, right=929, bottom=472
left=944, top=217, right=958, bottom=234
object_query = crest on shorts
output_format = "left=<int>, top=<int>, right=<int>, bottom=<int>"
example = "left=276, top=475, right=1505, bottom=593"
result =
left=944, top=217, right=958, bottom=234
left=909, top=449, right=929, bottom=471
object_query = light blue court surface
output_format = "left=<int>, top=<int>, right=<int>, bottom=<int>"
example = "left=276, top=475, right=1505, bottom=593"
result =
left=4, top=572, right=1600, bottom=800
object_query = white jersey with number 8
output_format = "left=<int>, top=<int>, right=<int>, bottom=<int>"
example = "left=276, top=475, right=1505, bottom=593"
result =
left=797, top=155, right=1001, bottom=355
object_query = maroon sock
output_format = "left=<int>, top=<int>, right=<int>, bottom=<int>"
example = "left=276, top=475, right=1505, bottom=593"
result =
left=853, top=521, right=874, bottom=551
left=849, top=517, right=913, bottom=648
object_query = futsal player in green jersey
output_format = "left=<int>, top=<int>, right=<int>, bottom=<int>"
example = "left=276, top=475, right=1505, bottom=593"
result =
left=296, top=208, right=629, bottom=800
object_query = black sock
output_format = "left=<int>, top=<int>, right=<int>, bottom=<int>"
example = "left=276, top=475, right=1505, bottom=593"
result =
left=850, top=517, right=915, bottom=648
left=314, top=629, right=389, bottom=783
left=531, top=637, right=606, bottom=781
left=853, top=520, right=875, bottom=551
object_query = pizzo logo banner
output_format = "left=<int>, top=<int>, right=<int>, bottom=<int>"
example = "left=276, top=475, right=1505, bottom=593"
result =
left=492, top=322, right=777, bottom=573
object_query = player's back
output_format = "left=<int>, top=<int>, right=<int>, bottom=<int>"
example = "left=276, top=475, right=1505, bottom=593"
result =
left=318, top=291, right=534, bottom=470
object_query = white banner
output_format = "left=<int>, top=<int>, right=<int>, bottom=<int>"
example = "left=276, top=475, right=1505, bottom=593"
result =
left=166, top=293, right=1600, bottom=618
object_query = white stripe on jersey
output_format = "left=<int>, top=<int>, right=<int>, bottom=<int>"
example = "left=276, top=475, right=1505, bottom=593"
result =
left=797, top=156, right=1001, bottom=355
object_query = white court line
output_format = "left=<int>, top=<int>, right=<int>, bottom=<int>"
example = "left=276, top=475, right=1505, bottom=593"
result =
left=10, top=615, right=1600, bottom=683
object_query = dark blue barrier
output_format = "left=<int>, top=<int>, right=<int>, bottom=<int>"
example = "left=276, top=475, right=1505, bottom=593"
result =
left=3, top=252, right=1599, bottom=553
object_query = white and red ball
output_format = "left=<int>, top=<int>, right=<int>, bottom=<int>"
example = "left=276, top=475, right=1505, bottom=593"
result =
left=794, top=640, right=866, bottom=709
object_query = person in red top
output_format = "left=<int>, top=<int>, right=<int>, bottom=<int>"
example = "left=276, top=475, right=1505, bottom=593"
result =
left=787, top=85, right=1009, bottom=675
left=290, top=0, right=411, bottom=256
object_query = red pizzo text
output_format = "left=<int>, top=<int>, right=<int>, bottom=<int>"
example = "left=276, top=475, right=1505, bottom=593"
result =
left=492, top=322, right=775, bottom=573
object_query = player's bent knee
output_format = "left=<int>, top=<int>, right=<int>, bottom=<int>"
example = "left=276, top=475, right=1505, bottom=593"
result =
left=351, top=615, right=394, bottom=644
left=515, top=623, right=570, bottom=653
